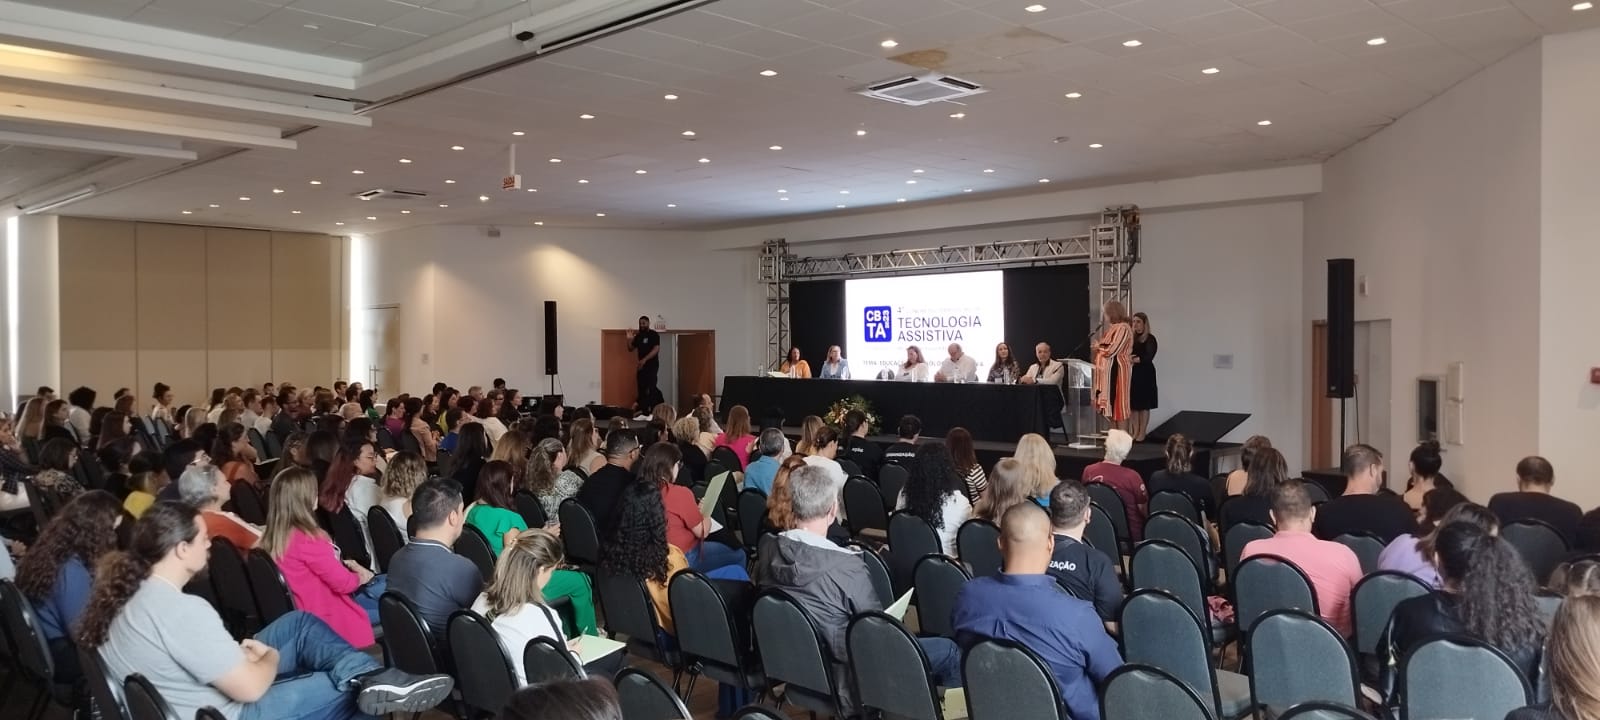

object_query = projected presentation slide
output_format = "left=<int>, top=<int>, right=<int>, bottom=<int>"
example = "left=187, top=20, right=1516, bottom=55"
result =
left=844, top=270, right=1006, bottom=380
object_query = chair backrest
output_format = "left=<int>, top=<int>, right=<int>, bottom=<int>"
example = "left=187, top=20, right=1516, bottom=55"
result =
left=888, top=511, right=941, bottom=594
left=852, top=542, right=896, bottom=607
left=205, top=536, right=255, bottom=629
left=80, top=644, right=131, bottom=720
left=1118, top=588, right=1222, bottom=717
left=396, top=427, right=420, bottom=454
left=847, top=611, right=942, bottom=720
left=962, top=637, right=1067, bottom=720
left=1247, top=609, right=1359, bottom=710
left=1502, top=520, right=1570, bottom=586
left=454, top=524, right=497, bottom=583
left=523, top=636, right=585, bottom=683
left=1402, top=635, right=1532, bottom=720
left=957, top=518, right=1003, bottom=578
left=1351, top=571, right=1430, bottom=656
left=227, top=480, right=266, bottom=525
left=261, top=428, right=283, bottom=458
left=1086, top=482, right=1131, bottom=541
left=738, top=487, right=769, bottom=553
left=365, top=505, right=406, bottom=573
left=878, top=463, right=909, bottom=512
left=594, top=570, right=665, bottom=659
left=246, top=428, right=270, bottom=459
left=668, top=570, right=747, bottom=675
left=375, top=426, right=396, bottom=452
left=1085, top=502, right=1124, bottom=569
left=512, top=490, right=548, bottom=528
left=838, top=458, right=862, bottom=477
left=244, top=548, right=295, bottom=624
left=1101, top=664, right=1216, bottom=720
left=1222, top=521, right=1275, bottom=583
left=378, top=591, right=440, bottom=675
left=751, top=589, right=838, bottom=716
left=615, top=667, right=692, bottom=720
left=913, top=553, right=971, bottom=638
left=446, top=610, right=519, bottom=717
left=1150, top=490, right=1203, bottom=526
left=843, top=476, right=888, bottom=537
left=1302, top=481, right=1333, bottom=505
left=0, top=579, right=55, bottom=684
left=1234, top=554, right=1318, bottom=633
left=321, top=505, right=372, bottom=569
left=1129, top=540, right=1208, bottom=627
left=124, top=673, right=180, bottom=720
left=1275, top=702, right=1379, bottom=720
left=558, top=498, right=601, bottom=566
left=1332, top=533, right=1385, bottom=575
left=1144, top=511, right=1212, bottom=584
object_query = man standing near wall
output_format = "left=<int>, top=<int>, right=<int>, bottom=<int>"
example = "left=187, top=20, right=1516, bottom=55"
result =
left=627, top=315, right=662, bottom=411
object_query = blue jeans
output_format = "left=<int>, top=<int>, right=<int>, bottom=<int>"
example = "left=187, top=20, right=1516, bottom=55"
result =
left=686, top=541, right=746, bottom=575
left=917, top=637, right=963, bottom=688
left=352, top=575, right=387, bottom=624
left=239, top=611, right=382, bottom=720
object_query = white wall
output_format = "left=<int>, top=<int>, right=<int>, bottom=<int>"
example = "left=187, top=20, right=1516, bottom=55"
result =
left=1304, top=43, right=1545, bottom=501
left=360, top=224, right=761, bottom=402
left=1539, top=29, right=1600, bottom=510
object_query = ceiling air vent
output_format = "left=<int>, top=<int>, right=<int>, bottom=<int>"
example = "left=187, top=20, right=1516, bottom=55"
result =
left=354, top=188, right=428, bottom=201
left=854, top=72, right=987, bottom=106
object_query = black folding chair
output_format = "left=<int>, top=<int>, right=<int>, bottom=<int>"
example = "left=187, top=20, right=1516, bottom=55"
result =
left=1150, top=490, right=1204, bottom=526
left=1, top=579, right=73, bottom=720
left=848, top=611, right=945, bottom=720
left=1502, top=520, right=1570, bottom=586
left=1233, top=554, right=1318, bottom=635
left=319, top=505, right=372, bottom=569
left=751, top=588, right=841, bottom=717
left=1222, top=521, right=1274, bottom=584
left=1086, top=482, right=1131, bottom=544
left=378, top=591, right=444, bottom=677
left=1401, top=635, right=1531, bottom=720
left=878, top=464, right=909, bottom=512
left=1247, top=609, right=1359, bottom=713
left=366, top=505, right=406, bottom=573
left=1332, top=533, right=1386, bottom=575
left=523, top=636, right=584, bottom=683
left=912, top=554, right=970, bottom=638
left=246, top=428, right=271, bottom=460
left=957, top=518, right=1003, bottom=578
left=79, top=644, right=130, bottom=720
left=455, top=524, right=497, bottom=583
left=244, top=548, right=295, bottom=624
left=123, top=673, right=179, bottom=720
left=852, top=542, right=895, bottom=607
left=512, top=490, right=548, bottom=529
left=669, top=570, right=766, bottom=702
left=615, top=667, right=692, bottom=720
left=446, top=610, right=518, bottom=718
left=206, top=536, right=257, bottom=638
left=595, top=570, right=678, bottom=677
left=962, top=637, right=1067, bottom=720
left=558, top=498, right=601, bottom=568
left=843, top=476, right=888, bottom=539
left=730, top=706, right=787, bottom=720
left=1119, top=588, right=1252, bottom=720
left=1351, top=571, right=1429, bottom=659
left=1145, top=510, right=1214, bottom=588
left=738, top=488, right=769, bottom=555
left=1101, top=664, right=1217, bottom=720
left=228, top=480, right=266, bottom=525
left=888, top=511, right=941, bottom=595
left=1085, top=503, right=1124, bottom=578
left=1276, top=701, right=1378, bottom=720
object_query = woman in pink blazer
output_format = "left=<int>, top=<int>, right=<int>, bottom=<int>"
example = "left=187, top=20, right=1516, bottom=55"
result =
left=260, top=467, right=381, bottom=647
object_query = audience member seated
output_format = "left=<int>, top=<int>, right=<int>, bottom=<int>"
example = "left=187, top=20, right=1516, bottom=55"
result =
left=884, top=414, right=921, bottom=466
left=840, top=410, right=882, bottom=479
left=565, top=417, right=605, bottom=476
left=801, top=426, right=847, bottom=488
left=501, top=677, right=622, bottom=720
left=945, top=427, right=988, bottom=505
left=1314, top=444, right=1417, bottom=543
left=211, top=422, right=259, bottom=488
left=1225, top=435, right=1273, bottom=497
left=1508, top=594, right=1600, bottom=720
left=403, top=397, right=438, bottom=464
left=158, top=439, right=206, bottom=502
left=760, top=464, right=960, bottom=711
left=1380, top=521, right=1546, bottom=701
left=953, top=503, right=1121, bottom=720
left=96, top=410, right=134, bottom=450
left=973, top=458, right=1032, bottom=524
left=1081, top=429, right=1148, bottom=540
left=1044, top=479, right=1123, bottom=622
left=79, top=501, right=453, bottom=720
left=180, top=465, right=261, bottom=552
left=122, top=462, right=166, bottom=518
left=1548, top=559, right=1600, bottom=599
left=1400, top=441, right=1447, bottom=512
left=1013, top=432, right=1059, bottom=505
left=526, top=437, right=578, bottom=522
left=1219, top=447, right=1287, bottom=531
left=271, top=390, right=301, bottom=444
left=99, top=437, right=138, bottom=499
left=468, top=460, right=532, bottom=556
left=743, top=428, right=786, bottom=495
left=378, top=451, right=426, bottom=531
left=473, top=530, right=620, bottom=684
left=793, top=416, right=825, bottom=456
left=574, top=430, right=641, bottom=539
left=43, top=399, right=80, bottom=446
left=33, top=437, right=86, bottom=501
left=639, top=442, right=746, bottom=574
left=450, top=422, right=491, bottom=501
left=262, top=468, right=383, bottom=648
left=896, top=443, right=973, bottom=556
left=1490, top=455, right=1583, bottom=545
left=691, top=408, right=719, bottom=458
left=476, top=396, right=509, bottom=445
left=320, top=436, right=383, bottom=560
left=386, top=478, right=483, bottom=638
left=17, top=490, right=121, bottom=679
left=1376, top=490, right=1487, bottom=587
left=711, top=405, right=756, bottom=469
left=1241, top=479, right=1364, bottom=637
left=0, top=413, right=35, bottom=512
left=764, top=455, right=851, bottom=545
left=601, top=477, right=746, bottom=638
left=1147, top=434, right=1213, bottom=519
left=671, top=416, right=708, bottom=481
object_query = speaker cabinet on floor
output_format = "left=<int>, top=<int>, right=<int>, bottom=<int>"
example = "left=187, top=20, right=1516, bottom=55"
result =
left=1326, top=259, right=1355, bottom=399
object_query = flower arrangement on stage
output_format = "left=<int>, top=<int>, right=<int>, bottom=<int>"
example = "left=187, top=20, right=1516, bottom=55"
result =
left=824, top=395, right=878, bottom=434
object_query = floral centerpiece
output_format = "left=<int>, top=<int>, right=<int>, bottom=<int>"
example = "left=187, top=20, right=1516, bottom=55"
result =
left=824, top=395, right=878, bottom=434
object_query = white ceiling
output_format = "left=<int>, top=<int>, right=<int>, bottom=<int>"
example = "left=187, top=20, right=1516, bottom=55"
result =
left=0, top=144, right=106, bottom=199
left=23, top=0, right=1600, bottom=231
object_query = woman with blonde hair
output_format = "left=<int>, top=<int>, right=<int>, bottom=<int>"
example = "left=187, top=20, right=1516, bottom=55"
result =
left=1510, top=595, right=1600, bottom=720
left=973, top=458, right=1031, bottom=523
left=261, top=467, right=382, bottom=647
left=17, top=396, right=47, bottom=448
left=1012, top=433, right=1059, bottom=501
left=491, top=430, right=534, bottom=489
left=471, top=530, right=614, bottom=683
left=794, top=415, right=826, bottom=456
left=379, top=450, right=427, bottom=530
left=566, top=418, right=603, bottom=476
left=1092, top=299, right=1134, bottom=430
left=712, top=405, right=755, bottom=469
left=180, top=406, right=208, bottom=441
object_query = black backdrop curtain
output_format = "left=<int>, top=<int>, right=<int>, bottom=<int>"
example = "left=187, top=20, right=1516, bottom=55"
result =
left=785, top=266, right=1091, bottom=370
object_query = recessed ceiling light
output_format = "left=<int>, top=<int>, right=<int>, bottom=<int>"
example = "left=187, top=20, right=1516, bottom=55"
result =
left=549, top=158, right=561, bottom=163
left=526, top=188, right=537, bottom=192
left=777, top=189, right=787, bottom=193
left=335, top=221, right=344, bottom=226
left=896, top=198, right=907, bottom=202
left=398, top=158, right=412, bottom=163
left=1064, top=92, right=1082, bottom=98
left=438, top=203, right=449, bottom=208
left=1576, top=2, right=1594, bottom=9
left=949, top=112, right=966, bottom=118
left=963, top=188, right=973, bottom=192
left=309, top=180, right=322, bottom=185
left=478, top=195, right=490, bottom=201
left=839, top=190, right=850, bottom=194
left=681, top=130, right=695, bottom=137
left=1025, top=4, right=1047, bottom=12
left=836, top=204, right=846, bottom=208
left=1089, top=143, right=1103, bottom=148
left=698, top=157, right=710, bottom=163
left=181, top=210, right=192, bottom=214
left=291, top=210, right=301, bottom=214
left=366, top=216, right=377, bottom=220
left=238, top=196, right=251, bottom=201
left=271, top=188, right=284, bottom=194
left=983, top=168, right=995, bottom=173
left=1201, top=67, right=1220, bottom=75
left=881, top=39, right=898, bottom=48
left=906, top=180, right=918, bottom=184
left=208, top=203, right=219, bottom=208
left=666, top=204, right=677, bottom=208
left=445, top=179, right=456, bottom=184
left=769, top=145, right=783, bottom=150
left=912, top=168, right=925, bottom=173
left=759, top=69, right=777, bottom=77
left=400, top=210, right=411, bottom=214
left=1038, top=178, right=1050, bottom=183
left=856, top=129, right=867, bottom=136
left=450, top=145, right=464, bottom=150
left=511, top=131, right=525, bottom=136
left=779, top=197, right=789, bottom=201
left=663, top=94, right=678, bottom=100
left=351, top=170, right=364, bottom=174
left=303, top=23, right=319, bottom=30
left=1122, top=39, right=1142, bottom=47
left=596, top=212, right=607, bottom=217
left=534, top=221, right=544, bottom=226
left=360, top=196, right=371, bottom=201
left=635, top=169, right=647, bottom=174
left=1257, top=120, right=1273, bottom=126
left=1367, top=36, right=1387, bottom=46
left=579, top=114, right=594, bottom=119
left=578, top=179, right=589, bottom=184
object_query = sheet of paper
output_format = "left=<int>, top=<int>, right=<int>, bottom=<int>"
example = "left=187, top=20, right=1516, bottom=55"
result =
left=572, top=634, right=625, bottom=665
left=886, top=588, right=915, bottom=621
left=943, top=688, right=968, bottom=720
left=708, top=517, right=724, bottom=534
left=699, top=471, right=730, bottom=518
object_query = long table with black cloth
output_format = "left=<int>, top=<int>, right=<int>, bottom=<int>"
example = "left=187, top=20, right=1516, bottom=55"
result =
left=718, top=375, right=1049, bottom=443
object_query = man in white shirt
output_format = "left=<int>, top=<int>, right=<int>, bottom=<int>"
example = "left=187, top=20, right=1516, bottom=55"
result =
left=935, top=343, right=978, bottom=383
left=1019, top=342, right=1065, bottom=389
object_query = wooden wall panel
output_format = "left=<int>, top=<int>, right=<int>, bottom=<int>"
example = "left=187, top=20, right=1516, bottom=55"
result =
left=207, top=350, right=272, bottom=393
left=135, top=223, right=207, bottom=350
left=205, top=227, right=272, bottom=349
left=137, top=350, right=208, bottom=409
left=58, top=217, right=136, bottom=350
left=60, top=350, right=136, bottom=402
left=271, top=232, right=336, bottom=349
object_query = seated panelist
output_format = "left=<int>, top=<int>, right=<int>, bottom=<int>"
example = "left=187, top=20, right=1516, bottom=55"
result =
left=779, top=346, right=811, bottom=378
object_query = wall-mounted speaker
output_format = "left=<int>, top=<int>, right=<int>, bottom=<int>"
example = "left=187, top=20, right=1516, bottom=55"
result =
left=543, top=301, right=558, bottom=376
left=1327, top=259, right=1355, bottom=399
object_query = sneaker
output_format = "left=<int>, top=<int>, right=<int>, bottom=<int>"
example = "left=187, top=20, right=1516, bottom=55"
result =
left=353, top=668, right=455, bottom=715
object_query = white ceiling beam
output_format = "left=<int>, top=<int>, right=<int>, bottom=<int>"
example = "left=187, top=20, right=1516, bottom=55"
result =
left=0, top=93, right=296, bottom=150
left=0, top=128, right=196, bottom=160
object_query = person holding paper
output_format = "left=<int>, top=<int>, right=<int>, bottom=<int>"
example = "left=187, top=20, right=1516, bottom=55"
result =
left=472, top=531, right=623, bottom=684
left=639, top=443, right=746, bottom=574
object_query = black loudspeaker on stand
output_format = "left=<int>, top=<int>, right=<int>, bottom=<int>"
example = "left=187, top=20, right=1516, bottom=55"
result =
left=1327, top=259, right=1355, bottom=450
left=543, top=301, right=558, bottom=394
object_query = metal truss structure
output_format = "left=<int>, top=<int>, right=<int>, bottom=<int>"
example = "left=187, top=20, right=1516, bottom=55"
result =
left=761, top=207, right=1139, bottom=362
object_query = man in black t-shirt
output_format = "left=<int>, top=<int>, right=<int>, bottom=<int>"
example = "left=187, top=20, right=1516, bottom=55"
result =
left=1488, top=455, right=1583, bottom=544
left=627, top=315, right=661, bottom=411
left=883, top=414, right=921, bottom=465
left=573, top=430, right=641, bottom=539
left=1312, top=443, right=1417, bottom=544
left=1047, top=478, right=1123, bottom=623
left=841, top=409, right=883, bottom=479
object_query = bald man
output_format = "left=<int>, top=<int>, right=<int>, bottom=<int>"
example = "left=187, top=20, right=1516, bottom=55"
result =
left=935, top=343, right=978, bottom=383
left=952, top=503, right=1122, bottom=720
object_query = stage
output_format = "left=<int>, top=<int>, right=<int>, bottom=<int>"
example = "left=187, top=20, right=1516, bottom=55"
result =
left=720, top=375, right=1051, bottom=443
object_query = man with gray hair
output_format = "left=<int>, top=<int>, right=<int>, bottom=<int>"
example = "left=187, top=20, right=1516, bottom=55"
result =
left=743, top=428, right=787, bottom=495
left=756, top=464, right=961, bottom=711
left=1080, top=428, right=1148, bottom=540
left=177, top=464, right=261, bottom=551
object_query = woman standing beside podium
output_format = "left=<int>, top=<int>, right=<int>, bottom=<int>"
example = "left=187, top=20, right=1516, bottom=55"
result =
left=1093, top=300, right=1134, bottom=431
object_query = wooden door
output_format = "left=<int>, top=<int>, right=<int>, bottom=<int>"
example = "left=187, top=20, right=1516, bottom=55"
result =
left=600, top=330, right=636, bottom=408
left=675, top=332, right=716, bottom=408
left=1309, top=321, right=1332, bottom=470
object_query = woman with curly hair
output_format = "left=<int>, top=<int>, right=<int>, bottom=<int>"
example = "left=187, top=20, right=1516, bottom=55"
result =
left=16, top=489, right=123, bottom=678
left=525, top=437, right=577, bottom=522
left=378, top=451, right=427, bottom=530
left=896, top=443, right=972, bottom=556
left=601, top=475, right=747, bottom=636
left=637, top=442, right=745, bottom=574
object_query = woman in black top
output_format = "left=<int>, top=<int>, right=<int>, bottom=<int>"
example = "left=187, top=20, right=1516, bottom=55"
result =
left=1218, top=446, right=1286, bottom=531
left=1147, top=433, right=1212, bottom=518
left=452, top=422, right=490, bottom=502
left=1129, top=312, right=1158, bottom=441
left=1380, top=522, right=1545, bottom=705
